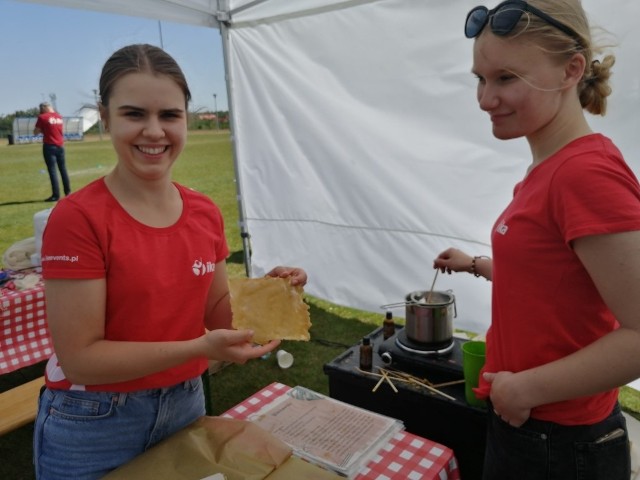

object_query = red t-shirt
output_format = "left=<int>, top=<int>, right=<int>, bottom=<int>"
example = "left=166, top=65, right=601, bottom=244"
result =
left=476, top=134, right=640, bottom=425
left=35, top=111, right=64, bottom=146
left=41, top=178, right=229, bottom=392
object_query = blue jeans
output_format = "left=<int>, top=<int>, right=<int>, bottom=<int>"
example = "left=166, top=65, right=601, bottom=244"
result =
left=483, top=401, right=630, bottom=480
left=33, top=376, right=205, bottom=480
left=42, top=144, right=70, bottom=198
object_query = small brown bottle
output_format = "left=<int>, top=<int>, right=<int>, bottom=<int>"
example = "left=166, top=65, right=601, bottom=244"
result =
left=359, top=336, right=373, bottom=371
left=382, top=310, right=395, bottom=340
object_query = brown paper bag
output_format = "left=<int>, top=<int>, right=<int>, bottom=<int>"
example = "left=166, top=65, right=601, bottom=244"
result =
left=265, top=456, right=344, bottom=480
left=102, top=417, right=292, bottom=480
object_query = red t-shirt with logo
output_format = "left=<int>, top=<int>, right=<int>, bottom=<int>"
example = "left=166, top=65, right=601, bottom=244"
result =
left=35, top=111, right=64, bottom=146
left=476, top=134, right=640, bottom=425
left=41, top=178, right=229, bottom=392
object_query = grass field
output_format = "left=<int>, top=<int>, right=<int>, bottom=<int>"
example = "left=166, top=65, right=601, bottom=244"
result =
left=1, top=131, right=639, bottom=479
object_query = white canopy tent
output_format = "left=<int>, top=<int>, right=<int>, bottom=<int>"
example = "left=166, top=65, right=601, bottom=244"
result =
left=19, top=0, right=640, bottom=335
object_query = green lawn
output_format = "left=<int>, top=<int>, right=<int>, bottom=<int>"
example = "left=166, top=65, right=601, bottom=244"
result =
left=1, top=131, right=638, bottom=479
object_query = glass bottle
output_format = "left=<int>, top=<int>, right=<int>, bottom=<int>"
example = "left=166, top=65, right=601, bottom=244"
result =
left=359, top=336, right=373, bottom=371
left=382, top=310, right=395, bottom=340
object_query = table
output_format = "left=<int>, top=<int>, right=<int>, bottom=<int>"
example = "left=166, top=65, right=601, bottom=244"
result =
left=323, top=327, right=487, bottom=480
left=222, top=382, right=461, bottom=479
left=0, top=280, right=53, bottom=374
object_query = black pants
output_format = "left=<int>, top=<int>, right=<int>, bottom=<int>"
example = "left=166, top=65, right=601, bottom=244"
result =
left=483, top=402, right=630, bottom=480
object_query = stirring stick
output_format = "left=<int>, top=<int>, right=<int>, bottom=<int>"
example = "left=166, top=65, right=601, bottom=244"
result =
left=426, top=269, right=439, bottom=304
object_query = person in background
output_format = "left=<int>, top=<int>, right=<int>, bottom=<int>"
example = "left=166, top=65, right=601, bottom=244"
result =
left=433, top=1, right=638, bottom=478
left=33, top=43, right=307, bottom=480
left=34, top=101, right=71, bottom=202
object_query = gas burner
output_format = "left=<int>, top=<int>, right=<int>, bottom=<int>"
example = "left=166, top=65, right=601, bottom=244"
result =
left=395, top=330, right=454, bottom=356
left=378, top=328, right=465, bottom=380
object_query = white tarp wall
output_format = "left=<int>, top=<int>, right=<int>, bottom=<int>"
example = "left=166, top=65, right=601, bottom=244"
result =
left=228, top=0, right=640, bottom=334
left=18, top=0, right=640, bottom=335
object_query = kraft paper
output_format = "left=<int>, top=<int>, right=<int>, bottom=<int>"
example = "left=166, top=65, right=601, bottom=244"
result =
left=102, top=416, right=298, bottom=480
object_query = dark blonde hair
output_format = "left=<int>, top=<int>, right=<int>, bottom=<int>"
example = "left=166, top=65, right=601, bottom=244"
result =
left=99, top=44, right=191, bottom=109
left=504, top=0, right=615, bottom=115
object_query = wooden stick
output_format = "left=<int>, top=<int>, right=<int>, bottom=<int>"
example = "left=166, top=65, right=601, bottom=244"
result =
left=367, top=368, right=399, bottom=393
left=426, top=269, right=439, bottom=304
left=357, top=367, right=453, bottom=399
left=431, top=379, right=465, bottom=388
left=385, top=368, right=433, bottom=387
left=358, top=369, right=413, bottom=386
left=381, top=369, right=398, bottom=393
left=381, top=368, right=455, bottom=400
left=409, top=378, right=456, bottom=401
left=372, top=374, right=386, bottom=393
left=356, top=367, right=385, bottom=378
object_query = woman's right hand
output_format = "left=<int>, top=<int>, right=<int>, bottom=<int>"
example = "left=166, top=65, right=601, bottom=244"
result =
left=433, top=248, right=473, bottom=274
left=201, top=329, right=280, bottom=364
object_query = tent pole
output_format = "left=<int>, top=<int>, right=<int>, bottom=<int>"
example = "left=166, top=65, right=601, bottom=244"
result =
left=216, top=0, right=252, bottom=278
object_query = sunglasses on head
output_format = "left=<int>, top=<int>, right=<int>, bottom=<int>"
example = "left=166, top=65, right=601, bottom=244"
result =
left=464, top=0, right=582, bottom=44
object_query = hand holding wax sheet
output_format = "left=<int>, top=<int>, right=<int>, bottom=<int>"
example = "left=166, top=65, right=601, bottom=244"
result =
left=229, top=277, right=311, bottom=345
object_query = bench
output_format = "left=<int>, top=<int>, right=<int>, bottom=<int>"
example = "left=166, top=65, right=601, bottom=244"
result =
left=0, top=376, right=44, bottom=435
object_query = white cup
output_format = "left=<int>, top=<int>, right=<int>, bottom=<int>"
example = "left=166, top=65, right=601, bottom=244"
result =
left=276, top=349, right=294, bottom=369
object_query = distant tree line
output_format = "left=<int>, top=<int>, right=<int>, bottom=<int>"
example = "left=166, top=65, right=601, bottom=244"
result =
left=0, top=108, right=39, bottom=139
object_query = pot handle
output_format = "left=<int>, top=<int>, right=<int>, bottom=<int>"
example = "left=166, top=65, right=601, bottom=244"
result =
left=379, top=302, right=411, bottom=309
left=446, top=289, right=458, bottom=318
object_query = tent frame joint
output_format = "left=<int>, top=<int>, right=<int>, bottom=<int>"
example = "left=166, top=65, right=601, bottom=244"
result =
left=215, top=10, right=230, bottom=23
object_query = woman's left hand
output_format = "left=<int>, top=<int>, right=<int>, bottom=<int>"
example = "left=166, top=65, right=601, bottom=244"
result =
left=484, top=371, right=532, bottom=427
left=202, top=329, right=281, bottom=363
left=266, top=266, right=308, bottom=287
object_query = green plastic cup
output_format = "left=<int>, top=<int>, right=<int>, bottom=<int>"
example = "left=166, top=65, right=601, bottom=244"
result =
left=462, top=340, right=487, bottom=408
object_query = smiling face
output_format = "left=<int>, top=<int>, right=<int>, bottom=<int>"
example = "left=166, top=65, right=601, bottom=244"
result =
left=472, top=32, right=569, bottom=142
left=101, top=72, right=188, bottom=182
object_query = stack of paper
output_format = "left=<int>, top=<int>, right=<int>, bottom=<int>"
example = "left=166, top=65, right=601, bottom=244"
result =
left=248, top=386, right=404, bottom=478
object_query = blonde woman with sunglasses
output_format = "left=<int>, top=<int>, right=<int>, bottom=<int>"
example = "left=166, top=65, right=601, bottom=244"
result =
left=434, top=1, right=636, bottom=478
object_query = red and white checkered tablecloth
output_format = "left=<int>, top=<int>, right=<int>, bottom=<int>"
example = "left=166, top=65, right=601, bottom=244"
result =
left=0, top=282, right=53, bottom=374
left=222, top=382, right=461, bottom=480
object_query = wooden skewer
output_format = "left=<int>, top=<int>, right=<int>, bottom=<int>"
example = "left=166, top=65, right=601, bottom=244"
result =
left=368, top=368, right=399, bottom=393
left=381, top=369, right=399, bottom=393
left=431, top=379, right=465, bottom=388
left=372, top=374, right=386, bottom=392
left=385, top=368, right=433, bottom=387
left=357, top=367, right=452, bottom=399
left=409, top=378, right=456, bottom=401
left=357, top=367, right=389, bottom=378
left=357, top=368, right=414, bottom=386
left=378, top=368, right=456, bottom=400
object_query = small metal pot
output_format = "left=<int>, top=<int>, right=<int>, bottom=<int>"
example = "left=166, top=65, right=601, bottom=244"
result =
left=404, top=290, right=456, bottom=346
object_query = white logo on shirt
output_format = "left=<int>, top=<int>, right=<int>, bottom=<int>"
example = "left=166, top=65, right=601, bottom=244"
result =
left=496, top=220, right=509, bottom=235
left=192, top=258, right=215, bottom=276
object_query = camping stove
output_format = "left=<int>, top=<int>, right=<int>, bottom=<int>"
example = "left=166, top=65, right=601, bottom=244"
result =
left=377, top=327, right=465, bottom=380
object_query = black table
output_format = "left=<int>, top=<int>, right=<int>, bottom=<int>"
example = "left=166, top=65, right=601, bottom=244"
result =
left=323, top=326, right=487, bottom=480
